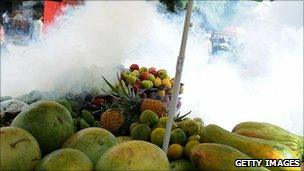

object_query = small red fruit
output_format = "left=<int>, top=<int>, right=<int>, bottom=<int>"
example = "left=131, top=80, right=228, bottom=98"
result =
left=130, top=64, right=139, bottom=71
left=90, top=97, right=104, bottom=107
left=149, top=67, right=157, bottom=75
left=140, top=72, right=150, bottom=80
left=133, top=84, right=140, bottom=92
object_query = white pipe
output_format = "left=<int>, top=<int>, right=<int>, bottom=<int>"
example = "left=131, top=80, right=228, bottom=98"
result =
left=162, top=0, right=193, bottom=154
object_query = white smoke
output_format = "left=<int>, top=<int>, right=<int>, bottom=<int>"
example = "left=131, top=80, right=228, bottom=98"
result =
left=1, top=1, right=302, bottom=135
left=1, top=1, right=160, bottom=96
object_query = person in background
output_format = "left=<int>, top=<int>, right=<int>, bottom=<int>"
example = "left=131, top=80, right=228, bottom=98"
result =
left=32, top=15, right=44, bottom=41
left=1, top=24, right=5, bottom=43
left=3, top=11, right=9, bottom=33
left=1, top=24, right=9, bottom=55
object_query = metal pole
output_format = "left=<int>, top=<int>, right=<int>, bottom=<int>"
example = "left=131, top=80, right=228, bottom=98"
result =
left=162, top=0, right=193, bottom=153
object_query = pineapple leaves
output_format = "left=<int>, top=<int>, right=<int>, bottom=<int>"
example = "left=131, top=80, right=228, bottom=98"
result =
left=101, top=74, right=141, bottom=112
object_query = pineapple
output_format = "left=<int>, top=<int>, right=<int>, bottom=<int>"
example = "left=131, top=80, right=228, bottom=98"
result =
left=100, top=109, right=125, bottom=134
left=101, top=75, right=142, bottom=135
left=141, top=98, right=168, bottom=118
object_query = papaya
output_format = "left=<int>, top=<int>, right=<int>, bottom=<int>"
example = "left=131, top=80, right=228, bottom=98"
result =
left=200, top=124, right=300, bottom=171
left=170, top=159, right=198, bottom=171
left=190, top=143, right=269, bottom=171
left=232, top=122, right=295, bottom=135
left=235, top=128, right=303, bottom=160
left=232, top=122, right=304, bottom=161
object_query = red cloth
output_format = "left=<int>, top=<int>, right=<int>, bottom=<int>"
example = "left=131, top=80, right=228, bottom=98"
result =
left=44, top=1, right=67, bottom=28
left=44, top=0, right=83, bottom=28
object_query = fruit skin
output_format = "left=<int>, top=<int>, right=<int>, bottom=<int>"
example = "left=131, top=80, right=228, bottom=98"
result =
left=36, top=148, right=93, bottom=171
left=11, top=100, right=74, bottom=155
left=187, top=135, right=200, bottom=142
left=170, top=159, right=198, bottom=171
left=139, top=67, right=148, bottom=73
left=130, top=70, right=140, bottom=77
left=129, top=122, right=140, bottom=133
left=116, top=136, right=132, bottom=144
left=90, top=97, right=104, bottom=107
left=100, top=109, right=124, bottom=134
left=140, top=72, right=150, bottom=80
left=147, top=74, right=155, bottom=82
left=153, top=77, right=162, bottom=87
left=133, top=84, right=140, bottom=92
left=1, top=126, right=41, bottom=171
left=80, top=118, right=90, bottom=129
left=167, top=143, right=184, bottom=160
left=161, top=78, right=172, bottom=89
left=141, top=80, right=154, bottom=89
left=233, top=122, right=304, bottom=160
left=157, top=90, right=166, bottom=97
left=149, top=67, right=157, bottom=75
left=131, top=123, right=151, bottom=141
left=178, top=120, right=199, bottom=136
left=156, top=116, right=177, bottom=129
left=150, top=127, right=166, bottom=147
left=141, top=98, right=168, bottom=118
left=130, top=64, right=139, bottom=71
left=200, top=124, right=299, bottom=170
left=232, top=122, right=303, bottom=147
left=185, top=140, right=200, bottom=158
left=61, top=127, right=117, bottom=165
left=93, top=121, right=101, bottom=127
left=58, top=99, right=72, bottom=113
left=140, top=110, right=158, bottom=127
left=81, top=110, right=95, bottom=126
left=170, top=128, right=187, bottom=145
left=235, top=128, right=304, bottom=160
left=96, top=140, right=170, bottom=171
left=232, top=121, right=295, bottom=134
left=190, top=143, right=269, bottom=171
left=157, top=69, right=168, bottom=79
left=121, top=71, right=129, bottom=80
left=125, top=75, right=137, bottom=85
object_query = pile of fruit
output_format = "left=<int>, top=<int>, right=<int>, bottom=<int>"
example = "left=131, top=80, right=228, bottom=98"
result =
left=120, top=64, right=183, bottom=100
left=1, top=64, right=303, bottom=171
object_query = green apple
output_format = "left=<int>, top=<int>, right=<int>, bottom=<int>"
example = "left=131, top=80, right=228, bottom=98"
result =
left=141, top=80, right=153, bottom=89
left=147, top=74, right=155, bottom=82
left=130, top=70, right=140, bottom=77
left=157, top=69, right=168, bottom=79
left=139, top=67, right=148, bottom=74
left=125, top=75, right=137, bottom=85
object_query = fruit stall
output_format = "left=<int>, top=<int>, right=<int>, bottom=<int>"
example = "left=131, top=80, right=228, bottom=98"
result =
left=1, top=1, right=303, bottom=171
left=1, top=62, right=303, bottom=170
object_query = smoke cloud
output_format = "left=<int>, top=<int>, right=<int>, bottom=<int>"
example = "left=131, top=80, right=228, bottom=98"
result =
left=1, top=1, right=302, bottom=134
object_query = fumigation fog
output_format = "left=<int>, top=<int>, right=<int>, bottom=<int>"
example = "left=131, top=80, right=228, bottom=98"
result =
left=1, top=1, right=303, bottom=134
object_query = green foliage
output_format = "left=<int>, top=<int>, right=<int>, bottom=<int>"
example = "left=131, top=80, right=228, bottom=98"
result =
left=159, top=0, right=188, bottom=13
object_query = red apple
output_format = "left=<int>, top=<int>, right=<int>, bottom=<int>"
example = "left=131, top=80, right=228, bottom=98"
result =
left=140, top=72, right=150, bottom=80
left=149, top=67, right=157, bottom=75
left=133, top=84, right=140, bottom=92
left=130, top=64, right=139, bottom=71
